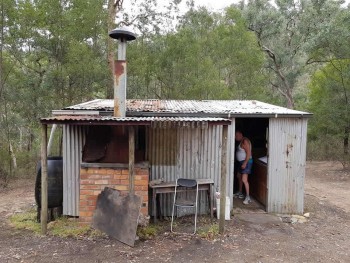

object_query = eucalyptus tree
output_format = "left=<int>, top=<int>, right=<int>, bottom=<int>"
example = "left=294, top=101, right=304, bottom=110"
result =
left=0, top=0, right=109, bottom=182
left=306, top=6, right=350, bottom=166
left=308, top=60, right=350, bottom=166
left=127, top=7, right=269, bottom=101
left=0, top=0, right=19, bottom=183
left=243, top=0, right=344, bottom=109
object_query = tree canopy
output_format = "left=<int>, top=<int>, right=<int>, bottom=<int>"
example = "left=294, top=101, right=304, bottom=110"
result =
left=127, top=7, right=270, bottom=101
left=243, top=0, right=348, bottom=109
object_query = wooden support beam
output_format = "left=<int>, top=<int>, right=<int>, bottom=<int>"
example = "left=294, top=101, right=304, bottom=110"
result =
left=219, top=125, right=228, bottom=234
left=129, top=126, right=135, bottom=194
left=41, top=124, right=48, bottom=235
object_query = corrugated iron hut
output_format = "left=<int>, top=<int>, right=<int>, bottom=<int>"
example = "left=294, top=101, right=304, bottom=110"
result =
left=40, top=99, right=311, bottom=225
left=38, top=27, right=311, bottom=232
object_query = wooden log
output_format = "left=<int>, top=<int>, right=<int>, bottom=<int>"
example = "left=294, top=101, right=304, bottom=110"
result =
left=41, top=124, right=48, bottom=235
left=219, top=125, right=228, bottom=234
left=129, top=126, right=135, bottom=194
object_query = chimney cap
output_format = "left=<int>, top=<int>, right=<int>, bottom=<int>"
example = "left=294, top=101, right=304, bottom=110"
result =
left=109, top=26, right=136, bottom=41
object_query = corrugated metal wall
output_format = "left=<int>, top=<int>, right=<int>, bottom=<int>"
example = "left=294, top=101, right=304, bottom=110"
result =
left=60, top=117, right=309, bottom=217
left=63, top=125, right=86, bottom=216
left=147, top=122, right=235, bottom=216
left=61, top=122, right=235, bottom=217
left=267, top=118, right=307, bottom=214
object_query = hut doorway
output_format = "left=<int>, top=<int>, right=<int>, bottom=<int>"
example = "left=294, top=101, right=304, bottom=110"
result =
left=233, top=118, right=269, bottom=211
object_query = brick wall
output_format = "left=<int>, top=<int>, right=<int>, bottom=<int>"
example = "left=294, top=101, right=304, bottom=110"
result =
left=79, top=164, right=149, bottom=224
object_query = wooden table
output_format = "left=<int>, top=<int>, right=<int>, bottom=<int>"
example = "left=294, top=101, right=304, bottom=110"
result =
left=150, top=178, right=214, bottom=222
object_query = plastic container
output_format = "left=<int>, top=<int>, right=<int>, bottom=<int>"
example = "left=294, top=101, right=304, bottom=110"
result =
left=216, top=196, right=231, bottom=220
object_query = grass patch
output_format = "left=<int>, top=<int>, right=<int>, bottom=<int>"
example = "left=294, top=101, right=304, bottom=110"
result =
left=10, top=211, right=218, bottom=241
left=197, top=223, right=219, bottom=240
left=48, top=217, right=101, bottom=238
left=9, top=210, right=41, bottom=234
left=137, top=224, right=161, bottom=240
left=9, top=210, right=106, bottom=239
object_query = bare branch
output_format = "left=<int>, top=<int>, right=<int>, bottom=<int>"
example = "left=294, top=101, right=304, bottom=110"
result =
left=114, top=0, right=123, bottom=9
left=261, top=45, right=276, bottom=60
left=9, top=51, right=45, bottom=75
left=306, top=57, right=332, bottom=65
left=117, top=13, right=151, bottom=27
left=269, top=79, right=287, bottom=98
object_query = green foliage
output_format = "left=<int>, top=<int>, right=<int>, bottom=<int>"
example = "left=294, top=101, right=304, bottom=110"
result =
left=307, top=60, right=350, bottom=166
left=0, top=0, right=108, bottom=184
left=308, top=61, right=350, bottom=138
left=242, top=0, right=345, bottom=108
left=128, top=7, right=270, bottom=101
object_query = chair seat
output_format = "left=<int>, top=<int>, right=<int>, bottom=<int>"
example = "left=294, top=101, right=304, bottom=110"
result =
left=177, top=178, right=197, bottom=188
left=171, top=178, right=199, bottom=234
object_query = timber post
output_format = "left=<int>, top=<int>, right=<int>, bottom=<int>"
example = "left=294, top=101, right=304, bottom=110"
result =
left=41, top=123, right=48, bottom=235
left=219, top=125, right=228, bottom=234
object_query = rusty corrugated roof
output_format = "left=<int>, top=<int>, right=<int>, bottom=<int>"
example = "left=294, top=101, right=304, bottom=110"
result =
left=62, top=99, right=311, bottom=117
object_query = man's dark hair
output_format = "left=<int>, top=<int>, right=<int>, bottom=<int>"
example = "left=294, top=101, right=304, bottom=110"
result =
left=235, top=128, right=243, bottom=134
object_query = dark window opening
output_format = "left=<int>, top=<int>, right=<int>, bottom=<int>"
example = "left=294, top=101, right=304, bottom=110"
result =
left=82, top=126, right=146, bottom=163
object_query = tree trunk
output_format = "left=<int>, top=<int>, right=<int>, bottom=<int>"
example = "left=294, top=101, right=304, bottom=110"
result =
left=18, top=127, right=23, bottom=151
left=27, top=131, right=34, bottom=152
left=344, top=126, right=349, bottom=155
left=9, top=141, right=17, bottom=169
left=285, top=88, right=295, bottom=109
left=0, top=0, right=4, bottom=98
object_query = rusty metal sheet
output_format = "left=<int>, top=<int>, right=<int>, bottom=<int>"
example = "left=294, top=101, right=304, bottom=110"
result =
left=113, top=60, right=126, bottom=117
left=92, top=187, right=142, bottom=247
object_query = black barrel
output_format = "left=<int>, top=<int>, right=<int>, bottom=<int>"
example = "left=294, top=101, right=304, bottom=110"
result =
left=35, top=156, right=63, bottom=208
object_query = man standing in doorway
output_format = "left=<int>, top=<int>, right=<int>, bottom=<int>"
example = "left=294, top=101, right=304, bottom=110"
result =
left=234, top=130, right=253, bottom=205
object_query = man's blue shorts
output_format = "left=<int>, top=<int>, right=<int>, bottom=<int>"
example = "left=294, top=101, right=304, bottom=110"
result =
left=238, top=159, right=253, bottom=174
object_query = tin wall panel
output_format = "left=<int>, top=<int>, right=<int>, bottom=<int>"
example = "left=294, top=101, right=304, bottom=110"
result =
left=63, top=125, right=86, bottom=216
left=148, top=123, right=235, bottom=216
left=267, top=118, right=307, bottom=214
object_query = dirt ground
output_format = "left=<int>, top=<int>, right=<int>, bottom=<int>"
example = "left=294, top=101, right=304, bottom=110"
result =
left=0, top=161, right=349, bottom=263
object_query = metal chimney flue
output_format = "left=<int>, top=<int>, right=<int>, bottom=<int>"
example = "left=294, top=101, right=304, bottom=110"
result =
left=109, top=27, right=136, bottom=117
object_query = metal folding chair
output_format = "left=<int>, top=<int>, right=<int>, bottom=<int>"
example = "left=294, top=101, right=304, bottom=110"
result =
left=171, top=178, right=199, bottom=234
